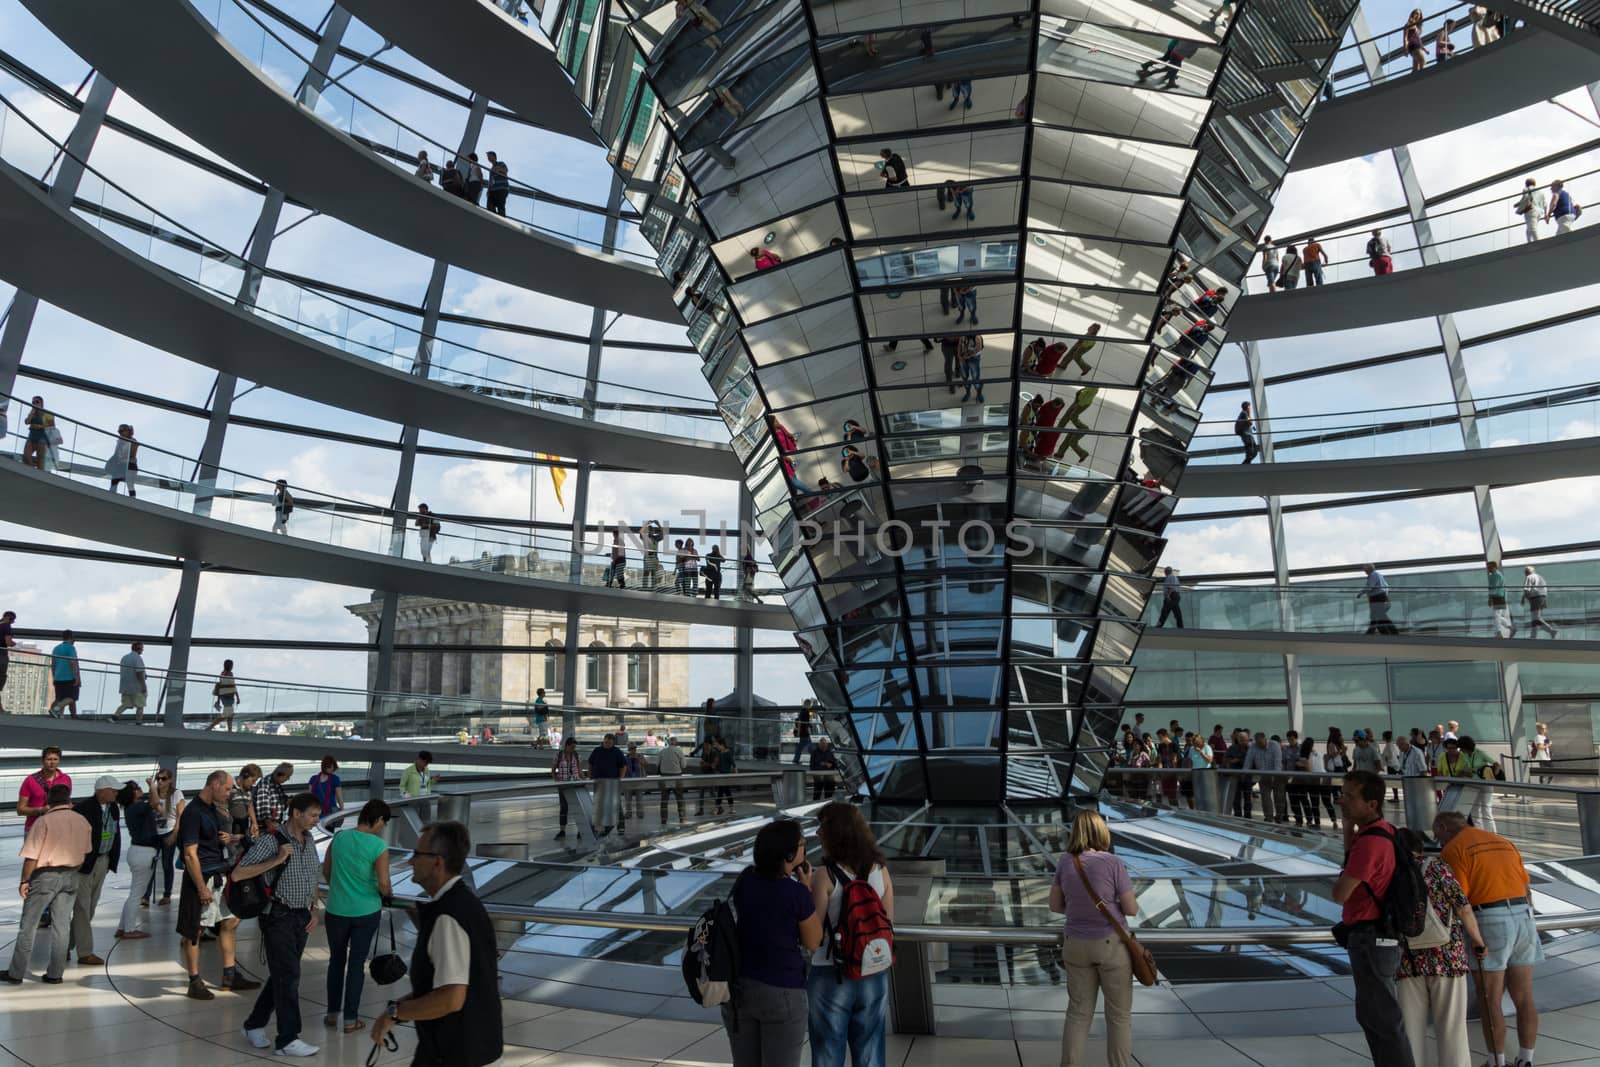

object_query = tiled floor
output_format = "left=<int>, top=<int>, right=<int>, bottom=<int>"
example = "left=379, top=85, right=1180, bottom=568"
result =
left=7, top=828, right=1600, bottom=1065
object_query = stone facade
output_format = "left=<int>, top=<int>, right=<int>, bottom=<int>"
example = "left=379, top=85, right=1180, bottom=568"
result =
left=1, top=644, right=50, bottom=715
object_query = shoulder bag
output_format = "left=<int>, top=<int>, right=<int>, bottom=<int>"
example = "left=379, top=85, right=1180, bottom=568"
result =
left=369, top=907, right=408, bottom=985
left=1072, top=854, right=1157, bottom=986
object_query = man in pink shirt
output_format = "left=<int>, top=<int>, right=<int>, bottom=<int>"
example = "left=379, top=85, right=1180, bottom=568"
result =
left=3, top=782, right=91, bottom=984
left=16, top=746, right=69, bottom=834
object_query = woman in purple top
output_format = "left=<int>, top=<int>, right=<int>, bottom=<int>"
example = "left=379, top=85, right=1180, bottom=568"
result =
left=723, top=819, right=822, bottom=1067
left=1049, top=811, right=1138, bottom=1067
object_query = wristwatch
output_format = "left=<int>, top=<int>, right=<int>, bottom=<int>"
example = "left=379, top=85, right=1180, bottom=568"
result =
left=386, top=1000, right=401, bottom=1022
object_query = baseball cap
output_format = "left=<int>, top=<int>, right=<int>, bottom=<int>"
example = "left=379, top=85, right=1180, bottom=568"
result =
left=95, top=775, right=122, bottom=791
left=1352, top=730, right=1367, bottom=740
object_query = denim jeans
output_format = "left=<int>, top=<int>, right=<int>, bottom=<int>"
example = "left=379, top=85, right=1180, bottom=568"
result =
left=1347, top=924, right=1415, bottom=1067
left=245, top=906, right=312, bottom=1050
left=723, top=976, right=807, bottom=1067
left=806, top=968, right=888, bottom=1067
left=324, top=910, right=380, bottom=1023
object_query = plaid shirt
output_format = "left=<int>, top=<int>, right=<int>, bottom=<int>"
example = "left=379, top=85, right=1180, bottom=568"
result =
left=240, top=828, right=320, bottom=910
left=252, top=777, right=289, bottom=827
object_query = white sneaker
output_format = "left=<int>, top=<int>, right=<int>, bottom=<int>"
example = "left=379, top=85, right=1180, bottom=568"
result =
left=242, top=1026, right=271, bottom=1049
left=274, top=1039, right=320, bottom=1057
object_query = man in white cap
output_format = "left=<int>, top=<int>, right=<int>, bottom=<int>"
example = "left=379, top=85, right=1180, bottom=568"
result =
left=68, top=775, right=123, bottom=966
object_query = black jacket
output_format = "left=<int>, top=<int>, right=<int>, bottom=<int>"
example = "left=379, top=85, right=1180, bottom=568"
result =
left=73, top=796, right=121, bottom=874
left=411, top=879, right=503, bottom=1067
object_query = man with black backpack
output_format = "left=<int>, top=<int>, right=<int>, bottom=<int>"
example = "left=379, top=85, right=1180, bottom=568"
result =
left=1333, top=769, right=1420, bottom=1067
left=237, top=792, right=324, bottom=1057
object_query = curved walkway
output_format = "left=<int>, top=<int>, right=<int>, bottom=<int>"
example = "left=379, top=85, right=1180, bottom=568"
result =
left=1291, top=29, right=1597, bottom=171
left=1223, top=223, right=1600, bottom=341
left=19, top=0, right=680, bottom=323
left=0, top=160, right=739, bottom=479
left=0, top=463, right=793, bottom=630
left=1178, top=436, right=1600, bottom=496
left=1139, top=627, right=1600, bottom=663
left=338, top=0, right=594, bottom=138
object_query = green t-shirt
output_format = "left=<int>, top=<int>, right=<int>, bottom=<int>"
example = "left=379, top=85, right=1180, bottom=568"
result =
left=325, top=828, right=388, bottom=917
left=399, top=764, right=433, bottom=797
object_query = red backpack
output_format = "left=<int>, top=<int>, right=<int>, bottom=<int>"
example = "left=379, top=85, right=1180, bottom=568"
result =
left=826, top=864, right=895, bottom=981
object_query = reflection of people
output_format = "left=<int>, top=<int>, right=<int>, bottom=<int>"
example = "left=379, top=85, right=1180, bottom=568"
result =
left=878, top=148, right=909, bottom=188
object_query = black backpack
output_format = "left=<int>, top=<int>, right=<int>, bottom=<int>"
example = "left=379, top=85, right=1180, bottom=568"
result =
left=1357, top=823, right=1427, bottom=940
left=682, top=871, right=745, bottom=1007
left=225, top=828, right=290, bottom=919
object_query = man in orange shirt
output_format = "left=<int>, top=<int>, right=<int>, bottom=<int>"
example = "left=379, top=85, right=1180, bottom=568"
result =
left=3, top=783, right=91, bottom=984
left=1435, top=810, right=1539, bottom=1067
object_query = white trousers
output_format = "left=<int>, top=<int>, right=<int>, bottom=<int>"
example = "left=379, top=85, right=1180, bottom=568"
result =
left=1493, top=605, right=1513, bottom=638
left=1555, top=213, right=1576, bottom=234
left=421, top=532, right=436, bottom=563
left=120, top=844, right=156, bottom=933
left=1470, top=783, right=1497, bottom=833
left=1397, top=973, right=1470, bottom=1067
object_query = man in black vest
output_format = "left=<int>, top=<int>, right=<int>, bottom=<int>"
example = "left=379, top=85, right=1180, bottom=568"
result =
left=372, top=821, right=501, bottom=1066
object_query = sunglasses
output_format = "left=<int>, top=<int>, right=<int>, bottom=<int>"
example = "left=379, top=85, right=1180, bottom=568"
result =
left=156, top=775, right=172, bottom=781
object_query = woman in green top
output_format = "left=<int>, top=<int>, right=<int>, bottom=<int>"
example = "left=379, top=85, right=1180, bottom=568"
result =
left=321, top=799, right=392, bottom=1032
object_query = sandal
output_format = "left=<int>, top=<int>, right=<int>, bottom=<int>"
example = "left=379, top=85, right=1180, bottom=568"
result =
left=343, top=1020, right=366, bottom=1034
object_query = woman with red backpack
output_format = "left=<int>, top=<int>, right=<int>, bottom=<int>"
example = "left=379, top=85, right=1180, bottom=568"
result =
left=807, top=802, right=895, bottom=1067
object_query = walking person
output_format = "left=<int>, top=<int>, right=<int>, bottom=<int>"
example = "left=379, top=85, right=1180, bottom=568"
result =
left=271, top=479, right=294, bottom=535
left=641, top=520, right=664, bottom=590
left=656, top=736, right=687, bottom=824
left=414, top=149, right=433, bottom=182
left=1521, top=565, right=1558, bottom=636
left=605, top=524, right=627, bottom=588
left=22, top=395, right=53, bottom=470
left=112, top=640, right=149, bottom=722
left=254, top=762, right=294, bottom=836
left=1235, top=402, right=1259, bottom=463
left=1529, top=722, right=1553, bottom=784
left=957, top=333, right=984, bottom=402
left=68, top=775, right=124, bottom=967
left=229, top=764, right=262, bottom=847
left=1515, top=179, right=1546, bottom=243
left=48, top=630, right=80, bottom=718
left=1368, top=229, right=1394, bottom=275
left=1049, top=810, right=1136, bottom=1067
left=308, top=755, right=344, bottom=814
left=703, top=544, right=725, bottom=599
left=400, top=750, right=440, bottom=798
left=552, top=736, right=586, bottom=841
left=369, top=821, right=504, bottom=1067
left=2, top=783, right=88, bottom=985
left=1302, top=236, right=1326, bottom=286
left=1457, top=736, right=1500, bottom=833
left=809, top=735, right=839, bottom=801
left=878, top=148, right=909, bottom=188
left=1277, top=243, right=1303, bottom=289
left=1332, top=770, right=1415, bottom=1067
left=209, top=659, right=241, bottom=730
left=1395, top=827, right=1482, bottom=1067
left=1546, top=179, right=1578, bottom=234
left=714, top=736, right=737, bottom=814
left=589, top=733, right=629, bottom=836
left=624, top=742, right=647, bottom=824
left=105, top=423, right=139, bottom=496
left=485, top=152, right=510, bottom=216
left=807, top=802, right=895, bottom=1067
left=117, top=781, right=158, bottom=941
left=238, top=792, right=325, bottom=1057
left=143, top=767, right=185, bottom=907
left=721, top=820, right=823, bottom=1067
left=1404, top=8, right=1426, bottom=70
left=322, top=799, right=392, bottom=1034
left=463, top=152, right=485, bottom=206
left=1243, top=732, right=1285, bottom=823
left=742, top=548, right=760, bottom=601
left=1257, top=235, right=1278, bottom=291
left=1156, top=566, right=1183, bottom=627
left=1488, top=560, right=1515, bottom=638
left=1434, top=810, right=1541, bottom=1067
left=416, top=504, right=440, bottom=563
left=1359, top=563, right=1399, bottom=634
left=176, top=770, right=260, bottom=1000
left=792, top=700, right=815, bottom=765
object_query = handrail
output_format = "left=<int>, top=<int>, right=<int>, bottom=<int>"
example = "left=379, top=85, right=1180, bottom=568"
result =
left=372, top=893, right=1600, bottom=945
left=1, top=393, right=779, bottom=585
left=203, top=0, right=657, bottom=263
left=0, top=92, right=718, bottom=415
left=1193, top=380, right=1600, bottom=436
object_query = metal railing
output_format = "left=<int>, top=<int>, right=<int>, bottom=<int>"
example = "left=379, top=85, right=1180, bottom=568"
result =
left=1, top=396, right=783, bottom=597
